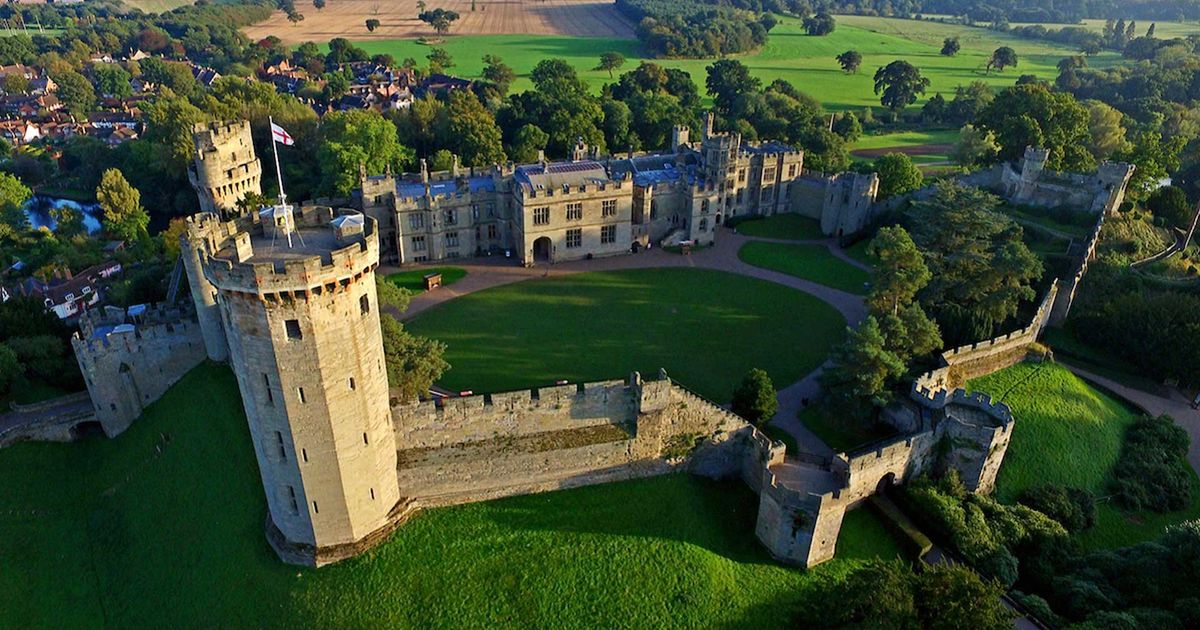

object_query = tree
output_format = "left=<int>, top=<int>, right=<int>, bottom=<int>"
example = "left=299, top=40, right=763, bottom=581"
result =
left=866, top=226, right=930, bottom=316
left=317, top=110, right=414, bottom=195
left=1084, top=100, right=1130, bottom=161
left=879, top=303, right=943, bottom=363
left=3, top=72, right=28, bottom=95
left=418, top=8, right=460, bottom=36
left=426, top=47, right=453, bottom=73
left=0, top=343, right=19, bottom=396
left=1145, top=185, right=1192, bottom=228
left=802, top=12, right=835, bottom=36
left=97, top=169, right=148, bottom=242
left=836, top=50, right=862, bottom=74
left=873, top=61, right=929, bottom=111
left=818, top=317, right=905, bottom=419
left=873, top=153, right=923, bottom=200
left=365, top=18, right=380, bottom=32
left=91, top=63, right=132, bottom=98
left=594, top=51, right=626, bottom=78
left=380, top=313, right=449, bottom=403
left=375, top=276, right=412, bottom=313
left=443, top=90, right=505, bottom=166
left=941, top=36, right=960, bottom=56
left=952, top=124, right=999, bottom=170
left=730, top=368, right=777, bottom=426
left=705, top=59, right=760, bottom=115
left=52, top=70, right=95, bottom=116
left=1146, top=22, right=1156, bottom=38
left=975, top=83, right=1094, bottom=171
left=904, top=181, right=1043, bottom=344
left=510, top=124, right=548, bottom=163
left=287, top=11, right=304, bottom=25
left=0, top=171, right=31, bottom=231
left=480, top=54, right=515, bottom=97
left=313, top=0, right=325, bottom=10
left=914, top=565, right=1014, bottom=629
left=986, top=46, right=1018, bottom=73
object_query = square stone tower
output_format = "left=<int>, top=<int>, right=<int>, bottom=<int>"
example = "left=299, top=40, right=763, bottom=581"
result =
left=186, top=205, right=402, bottom=566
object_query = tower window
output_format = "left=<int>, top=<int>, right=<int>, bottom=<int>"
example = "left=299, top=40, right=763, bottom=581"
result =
left=274, top=431, right=286, bottom=460
left=287, top=486, right=299, bottom=514
left=285, top=319, right=302, bottom=340
left=312, top=501, right=319, bottom=514
left=370, top=488, right=376, bottom=500
left=297, top=387, right=306, bottom=404
left=363, top=432, right=369, bottom=445
left=263, top=373, right=273, bottom=404
left=349, top=377, right=356, bottom=390
left=301, top=448, right=308, bottom=462
left=360, top=294, right=370, bottom=315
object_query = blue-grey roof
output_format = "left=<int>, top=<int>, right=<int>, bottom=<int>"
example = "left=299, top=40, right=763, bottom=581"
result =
left=741, top=141, right=795, bottom=156
left=395, top=176, right=495, bottom=200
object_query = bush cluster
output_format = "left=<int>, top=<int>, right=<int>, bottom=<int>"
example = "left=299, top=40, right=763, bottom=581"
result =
left=1111, top=414, right=1194, bottom=512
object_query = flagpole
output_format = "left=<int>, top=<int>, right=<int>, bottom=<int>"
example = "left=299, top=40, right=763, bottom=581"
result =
left=270, top=116, right=287, bottom=209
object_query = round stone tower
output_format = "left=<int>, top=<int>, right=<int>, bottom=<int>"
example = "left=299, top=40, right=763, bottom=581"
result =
left=188, top=205, right=401, bottom=566
left=188, top=120, right=264, bottom=218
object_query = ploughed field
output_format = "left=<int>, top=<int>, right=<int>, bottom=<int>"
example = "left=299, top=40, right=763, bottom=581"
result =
left=405, top=267, right=847, bottom=402
left=244, top=0, right=635, bottom=45
left=0, top=363, right=907, bottom=628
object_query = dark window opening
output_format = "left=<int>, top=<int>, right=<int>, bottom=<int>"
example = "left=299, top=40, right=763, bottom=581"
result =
left=285, top=319, right=302, bottom=340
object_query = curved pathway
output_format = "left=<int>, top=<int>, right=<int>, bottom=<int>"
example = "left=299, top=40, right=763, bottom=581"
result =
left=386, top=227, right=868, bottom=456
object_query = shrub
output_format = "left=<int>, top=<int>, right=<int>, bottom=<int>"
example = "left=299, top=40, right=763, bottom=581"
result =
left=1111, top=415, right=1193, bottom=512
left=1018, top=484, right=1096, bottom=532
left=730, top=367, right=777, bottom=426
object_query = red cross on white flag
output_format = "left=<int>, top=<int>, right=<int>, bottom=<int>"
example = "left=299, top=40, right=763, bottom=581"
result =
left=271, top=121, right=294, bottom=146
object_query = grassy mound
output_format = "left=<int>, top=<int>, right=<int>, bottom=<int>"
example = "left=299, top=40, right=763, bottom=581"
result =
left=737, top=242, right=871, bottom=295
left=0, top=364, right=906, bottom=628
left=968, top=362, right=1200, bottom=549
left=405, top=268, right=846, bottom=402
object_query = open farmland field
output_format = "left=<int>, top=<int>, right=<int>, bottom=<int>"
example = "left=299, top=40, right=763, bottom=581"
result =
left=245, top=0, right=635, bottom=45
left=1004, top=17, right=1200, bottom=39
left=346, top=14, right=1123, bottom=110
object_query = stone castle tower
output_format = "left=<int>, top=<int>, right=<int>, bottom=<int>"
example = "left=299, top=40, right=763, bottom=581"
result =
left=188, top=120, right=264, bottom=217
left=184, top=207, right=402, bottom=566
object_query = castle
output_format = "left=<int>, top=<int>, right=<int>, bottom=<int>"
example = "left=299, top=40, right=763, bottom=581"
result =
left=60, top=118, right=1019, bottom=569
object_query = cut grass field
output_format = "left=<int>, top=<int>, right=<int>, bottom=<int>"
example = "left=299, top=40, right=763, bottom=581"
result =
left=0, top=363, right=907, bottom=628
left=352, top=15, right=1122, bottom=110
left=735, top=214, right=825, bottom=240
left=738, top=241, right=871, bottom=295
left=405, top=268, right=846, bottom=402
left=968, top=362, right=1200, bottom=549
left=385, top=266, right=467, bottom=293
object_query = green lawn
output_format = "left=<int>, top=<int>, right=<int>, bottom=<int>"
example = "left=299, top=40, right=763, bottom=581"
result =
left=406, top=268, right=846, bottom=402
left=849, top=128, right=961, bottom=152
left=385, top=266, right=467, bottom=293
left=798, top=406, right=896, bottom=453
left=735, top=214, right=825, bottom=240
left=0, top=363, right=908, bottom=628
left=738, top=241, right=872, bottom=295
left=968, top=362, right=1200, bottom=549
left=843, top=239, right=874, bottom=266
left=354, top=15, right=1121, bottom=111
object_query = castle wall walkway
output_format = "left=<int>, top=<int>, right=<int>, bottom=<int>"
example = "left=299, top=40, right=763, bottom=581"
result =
left=385, top=227, right=869, bottom=459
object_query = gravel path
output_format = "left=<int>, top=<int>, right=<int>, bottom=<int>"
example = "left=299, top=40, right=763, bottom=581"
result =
left=386, top=227, right=869, bottom=455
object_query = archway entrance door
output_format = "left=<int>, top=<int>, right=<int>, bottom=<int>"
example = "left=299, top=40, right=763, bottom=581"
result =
left=533, top=236, right=552, bottom=263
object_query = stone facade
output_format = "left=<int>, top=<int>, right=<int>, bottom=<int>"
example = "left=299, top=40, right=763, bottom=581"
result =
left=70, top=303, right=208, bottom=437
left=358, top=114, right=869, bottom=266
left=185, top=205, right=401, bottom=566
left=963, top=146, right=1135, bottom=216
left=187, top=120, right=264, bottom=217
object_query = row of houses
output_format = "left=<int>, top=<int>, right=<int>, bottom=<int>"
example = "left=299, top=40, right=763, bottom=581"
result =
left=0, top=258, right=123, bottom=320
left=263, top=59, right=473, bottom=113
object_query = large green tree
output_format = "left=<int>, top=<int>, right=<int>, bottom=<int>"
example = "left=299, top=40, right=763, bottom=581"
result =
left=818, top=317, right=905, bottom=419
left=705, top=59, right=760, bottom=116
left=380, top=314, right=449, bottom=403
left=873, top=153, right=923, bottom=199
left=730, top=368, right=778, bottom=426
left=317, top=109, right=415, bottom=195
left=904, top=182, right=1043, bottom=344
left=975, top=83, right=1094, bottom=171
left=443, top=90, right=505, bottom=167
left=97, top=168, right=149, bottom=242
left=836, top=50, right=862, bottom=74
left=873, top=61, right=930, bottom=111
left=0, top=172, right=31, bottom=232
left=52, top=70, right=96, bottom=116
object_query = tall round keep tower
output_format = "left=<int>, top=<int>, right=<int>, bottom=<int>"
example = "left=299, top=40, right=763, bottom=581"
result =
left=187, top=206, right=401, bottom=566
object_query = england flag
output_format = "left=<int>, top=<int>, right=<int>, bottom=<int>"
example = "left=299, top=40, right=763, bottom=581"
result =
left=271, top=121, right=294, bottom=146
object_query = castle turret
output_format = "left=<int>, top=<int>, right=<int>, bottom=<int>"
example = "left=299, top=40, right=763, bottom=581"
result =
left=670, top=125, right=690, bottom=153
left=182, top=216, right=229, bottom=361
left=187, top=206, right=402, bottom=566
left=188, top=120, right=264, bottom=218
left=1020, top=146, right=1050, bottom=184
